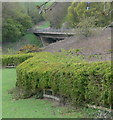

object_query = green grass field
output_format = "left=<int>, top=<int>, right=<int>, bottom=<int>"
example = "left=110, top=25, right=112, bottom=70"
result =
left=2, top=68, right=99, bottom=118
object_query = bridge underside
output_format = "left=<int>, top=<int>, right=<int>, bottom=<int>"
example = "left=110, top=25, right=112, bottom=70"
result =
left=34, top=33, right=73, bottom=46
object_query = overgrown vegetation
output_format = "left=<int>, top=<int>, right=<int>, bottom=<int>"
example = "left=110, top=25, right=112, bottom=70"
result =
left=2, top=2, right=44, bottom=43
left=14, top=52, right=112, bottom=109
left=66, top=2, right=111, bottom=28
left=2, top=33, right=42, bottom=55
left=76, top=17, right=97, bottom=37
left=2, top=2, right=112, bottom=51
left=17, top=45, right=42, bottom=54
left=21, top=33, right=42, bottom=47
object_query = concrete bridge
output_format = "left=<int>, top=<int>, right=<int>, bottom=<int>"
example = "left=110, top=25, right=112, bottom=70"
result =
left=29, top=28, right=76, bottom=46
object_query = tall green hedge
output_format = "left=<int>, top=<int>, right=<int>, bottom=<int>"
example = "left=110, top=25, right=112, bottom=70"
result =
left=1, top=53, right=37, bottom=66
left=16, top=52, right=112, bottom=108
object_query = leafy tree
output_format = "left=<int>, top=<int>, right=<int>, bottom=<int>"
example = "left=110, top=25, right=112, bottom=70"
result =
left=2, top=2, right=45, bottom=43
left=2, top=2, right=33, bottom=43
left=2, top=18, right=23, bottom=42
left=14, top=11, right=32, bottom=31
left=66, top=2, right=111, bottom=27
left=66, top=2, right=78, bottom=27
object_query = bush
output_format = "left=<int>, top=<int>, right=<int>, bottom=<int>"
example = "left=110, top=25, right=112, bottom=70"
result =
left=16, top=52, right=112, bottom=108
left=18, top=45, right=42, bottom=54
left=1, top=53, right=37, bottom=66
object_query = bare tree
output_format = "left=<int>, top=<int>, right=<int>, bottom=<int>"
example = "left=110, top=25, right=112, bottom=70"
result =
left=44, top=2, right=71, bottom=28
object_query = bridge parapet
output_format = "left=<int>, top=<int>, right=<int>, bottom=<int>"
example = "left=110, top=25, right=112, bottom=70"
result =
left=31, top=28, right=76, bottom=34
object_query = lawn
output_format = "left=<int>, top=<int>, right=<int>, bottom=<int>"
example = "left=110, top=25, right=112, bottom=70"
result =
left=2, top=68, right=98, bottom=118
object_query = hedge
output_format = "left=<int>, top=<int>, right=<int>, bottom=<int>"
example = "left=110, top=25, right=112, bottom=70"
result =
left=1, top=53, right=37, bottom=66
left=16, top=52, right=112, bottom=108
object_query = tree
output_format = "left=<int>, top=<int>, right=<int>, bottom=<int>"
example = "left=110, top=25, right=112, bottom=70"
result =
left=2, top=19, right=23, bottom=42
left=24, top=2, right=44, bottom=24
left=66, top=2, right=78, bottom=27
left=66, top=2, right=111, bottom=28
left=43, top=2, right=71, bottom=28
left=2, top=2, right=33, bottom=43
left=77, top=16, right=97, bottom=37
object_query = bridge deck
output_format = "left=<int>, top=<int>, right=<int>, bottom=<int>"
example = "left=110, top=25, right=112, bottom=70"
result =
left=30, top=28, right=76, bottom=35
left=29, top=28, right=76, bottom=46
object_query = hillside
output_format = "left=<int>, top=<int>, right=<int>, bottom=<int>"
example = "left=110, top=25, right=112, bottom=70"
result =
left=42, top=28, right=112, bottom=61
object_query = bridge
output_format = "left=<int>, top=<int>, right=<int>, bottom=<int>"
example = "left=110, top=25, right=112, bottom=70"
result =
left=29, top=28, right=76, bottom=46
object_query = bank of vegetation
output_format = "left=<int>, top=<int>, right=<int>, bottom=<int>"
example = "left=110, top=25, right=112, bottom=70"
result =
left=2, top=2, right=112, bottom=45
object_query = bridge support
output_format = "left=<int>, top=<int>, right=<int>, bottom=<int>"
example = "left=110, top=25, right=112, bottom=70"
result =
left=37, top=35, right=64, bottom=47
left=33, top=30, right=74, bottom=47
left=40, top=37, right=49, bottom=47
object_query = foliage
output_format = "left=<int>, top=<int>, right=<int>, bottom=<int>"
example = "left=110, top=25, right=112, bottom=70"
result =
left=2, top=18, right=24, bottom=42
left=3, top=69, right=105, bottom=118
left=2, top=3, right=32, bottom=43
left=66, top=2, right=111, bottom=28
left=2, top=33, right=43, bottom=55
left=21, top=33, right=43, bottom=47
left=66, top=2, right=78, bottom=27
left=16, top=52, right=112, bottom=108
left=1, top=53, right=37, bottom=66
left=76, top=17, right=97, bottom=37
left=18, top=45, right=42, bottom=53
left=2, top=2, right=44, bottom=43
left=24, top=2, right=44, bottom=24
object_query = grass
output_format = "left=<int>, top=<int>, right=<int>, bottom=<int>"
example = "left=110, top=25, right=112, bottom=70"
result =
left=21, top=33, right=42, bottom=47
left=2, top=68, right=100, bottom=118
left=36, top=21, right=50, bottom=29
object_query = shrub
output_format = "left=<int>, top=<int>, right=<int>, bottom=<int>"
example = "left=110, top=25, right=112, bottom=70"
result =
left=18, top=45, right=42, bottom=54
left=16, top=52, right=112, bottom=108
left=1, top=52, right=37, bottom=66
